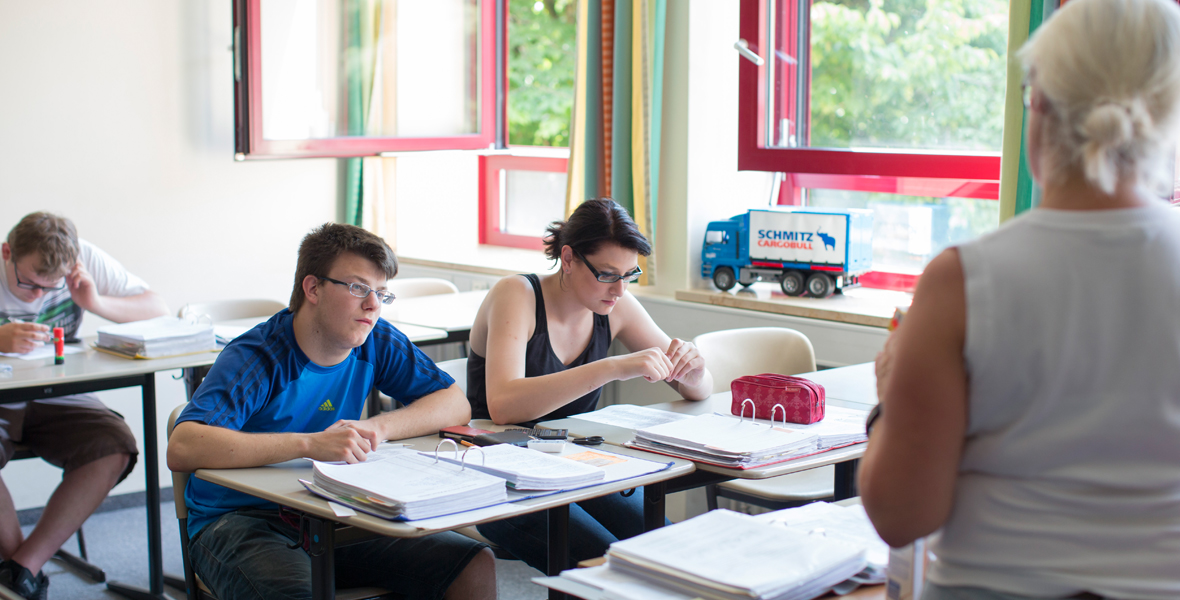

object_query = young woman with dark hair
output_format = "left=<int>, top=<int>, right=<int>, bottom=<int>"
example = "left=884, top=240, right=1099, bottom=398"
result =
left=466, top=198, right=713, bottom=570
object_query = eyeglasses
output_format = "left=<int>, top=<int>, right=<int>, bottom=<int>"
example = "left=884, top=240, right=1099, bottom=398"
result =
left=13, top=264, right=65, bottom=292
left=317, top=276, right=396, bottom=305
left=574, top=250, right=642, bottom=284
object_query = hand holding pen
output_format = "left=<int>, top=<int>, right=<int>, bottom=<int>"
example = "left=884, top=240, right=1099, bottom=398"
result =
left=0, top=317, right=51, bottom=354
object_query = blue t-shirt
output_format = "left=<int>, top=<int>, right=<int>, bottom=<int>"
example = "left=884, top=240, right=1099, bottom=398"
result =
left=176, top=309, right=455, bottom=536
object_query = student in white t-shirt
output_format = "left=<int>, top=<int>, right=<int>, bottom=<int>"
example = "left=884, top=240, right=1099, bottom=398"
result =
left=0, top=212, right=168, bottom=600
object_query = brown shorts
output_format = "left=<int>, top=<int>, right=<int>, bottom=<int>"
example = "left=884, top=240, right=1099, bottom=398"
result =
left=0, top=394, right=139, bottom=483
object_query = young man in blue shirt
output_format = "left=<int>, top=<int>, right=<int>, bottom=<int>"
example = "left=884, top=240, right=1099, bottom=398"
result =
left=167, top=223, right=495, bottom=600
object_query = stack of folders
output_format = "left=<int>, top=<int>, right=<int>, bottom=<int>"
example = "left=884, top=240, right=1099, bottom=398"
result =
left=603, top=509, right=866, bottom=600
left=96, top=316, right=216, bottom=359
left=433, top=443, right=605, bottom=491
left=540, top=503, right=885, bottom=600
left=310, top=452, right=507, bottom=520
left=762, top=405, right=870, bottom=451
left=630, top=413, right=819, bottom=469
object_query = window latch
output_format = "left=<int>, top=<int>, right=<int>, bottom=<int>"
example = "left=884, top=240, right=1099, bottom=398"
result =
left=734, top=39, right=765, bottom=66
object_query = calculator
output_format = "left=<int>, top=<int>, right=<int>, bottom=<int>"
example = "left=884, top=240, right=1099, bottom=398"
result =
left=506, top=427, right=569, bottom=440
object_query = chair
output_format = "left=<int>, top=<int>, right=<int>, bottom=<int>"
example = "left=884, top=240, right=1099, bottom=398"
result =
left=9, top=446, right=106, bottom=583
left=176, top=299, right=287, bottom=400
left=166, top=405, right=394, bottom=600
left=692, top=327, right=834, bottom=512
left=436, top=358, right=468, bottom=394
left=387, top=278, right=459, bottom=299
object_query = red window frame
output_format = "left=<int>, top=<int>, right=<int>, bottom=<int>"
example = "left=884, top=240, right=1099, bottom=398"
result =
left=478, top=153, right=569, bottom=251
left=233, top=0, right=497, bottom=160
left=737, top=0, right=1002, bottom=199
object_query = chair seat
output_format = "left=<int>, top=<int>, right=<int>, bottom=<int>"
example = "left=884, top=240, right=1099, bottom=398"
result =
left=718, top=466, right=835, bottom=501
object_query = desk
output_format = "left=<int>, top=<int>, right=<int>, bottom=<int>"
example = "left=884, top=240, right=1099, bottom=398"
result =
left=380, top=290, right=489, bottom=345
left=541, top=363, right=877, bottom=502
left=215, top=316, right=449, bottom=346
left=0, top=340, right=220, bottom=600
left=196, top=434, right=694, bottom=600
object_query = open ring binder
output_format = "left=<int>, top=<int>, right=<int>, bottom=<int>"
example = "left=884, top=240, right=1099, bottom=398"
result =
left=739, top=398, right=756, bottom=422
left=460, top=446, right=486, bottom=470
left=771, top=404, right=787, bottom=427
left=433, top=438, right=460, bottom=463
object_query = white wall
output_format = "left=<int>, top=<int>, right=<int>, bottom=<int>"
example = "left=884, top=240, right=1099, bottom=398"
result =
left=0, top=0, right=338, bottom=510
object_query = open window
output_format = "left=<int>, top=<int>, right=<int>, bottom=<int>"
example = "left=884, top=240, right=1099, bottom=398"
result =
left=738, top=0, right=1009, bottom=290
left=478, top=0, right=574, bottom=250
left=233, top=0, right=496, bottom=159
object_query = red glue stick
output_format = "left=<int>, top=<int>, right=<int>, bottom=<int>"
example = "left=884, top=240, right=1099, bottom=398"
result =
left=53, top=327, right=64, bottom=365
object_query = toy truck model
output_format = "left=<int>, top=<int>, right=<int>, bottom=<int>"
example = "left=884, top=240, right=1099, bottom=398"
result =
left=701, top=207, right=873, bottom=298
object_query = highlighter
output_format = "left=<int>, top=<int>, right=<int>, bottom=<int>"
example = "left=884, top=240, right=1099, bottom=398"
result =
left=53, top=327, right=64, bottom=365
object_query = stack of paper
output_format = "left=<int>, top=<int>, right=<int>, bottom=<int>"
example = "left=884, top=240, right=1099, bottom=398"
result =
left=753, top=502, right=888, bottom=585
left=604, top=509, right=866, bottom=600
left=536, top=503, right=885, bottom=600
left=310, top=452, right=507, bottom=520
left=630, top=413, right=819, bottom=468
left=768, top=406, right=870, bottom=451
left=96, top=316, right=215, bottom=358
left=432, top=443, right=605, bottom=491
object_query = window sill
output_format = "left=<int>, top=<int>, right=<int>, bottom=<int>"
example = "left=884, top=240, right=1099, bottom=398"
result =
left=674, top=284, right=911, bottom=329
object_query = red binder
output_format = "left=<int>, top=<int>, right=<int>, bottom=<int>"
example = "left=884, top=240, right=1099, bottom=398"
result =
left=730, top=374, right=826, bottom=425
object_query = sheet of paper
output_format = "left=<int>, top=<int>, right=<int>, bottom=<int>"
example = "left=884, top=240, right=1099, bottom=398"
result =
left=214, top=325, right=252, bottom=344
left=560, top=565, right=698, bottom=600
left=0, top=344, right=85, bottom=361
left=569, top=404, right=693, bottom=430
left=330, top=502, right=357, bottom=517
left=304, top=443, right=411, bottom=466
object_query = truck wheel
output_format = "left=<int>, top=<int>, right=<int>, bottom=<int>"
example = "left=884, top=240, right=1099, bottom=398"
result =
left=780, top=271, right=805, bottom=296
left=713, top=267, right=736, bottom=291
left=807, top=272, right=834, bottom=298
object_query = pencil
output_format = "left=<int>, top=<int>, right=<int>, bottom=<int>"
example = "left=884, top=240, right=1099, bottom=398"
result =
left=459, top=440, right=476, bottom=448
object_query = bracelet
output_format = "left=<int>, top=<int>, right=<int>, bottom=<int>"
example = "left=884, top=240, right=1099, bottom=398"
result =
left=864, top=404, right=882, bottom=435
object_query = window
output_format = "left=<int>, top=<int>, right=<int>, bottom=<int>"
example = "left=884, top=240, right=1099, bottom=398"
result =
left=479, top=0, right=574, bottom=249
left=739, top=0, right=1009, bottom=290
left=233, top=0, right=495, bottom=159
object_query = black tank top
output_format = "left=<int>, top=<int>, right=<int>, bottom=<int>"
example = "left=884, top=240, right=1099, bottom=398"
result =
left=468, top=274, right=613, bottom=424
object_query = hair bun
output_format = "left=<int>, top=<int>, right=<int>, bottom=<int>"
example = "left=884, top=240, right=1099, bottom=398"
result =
left=1080, top=98, right=1153, bottom=193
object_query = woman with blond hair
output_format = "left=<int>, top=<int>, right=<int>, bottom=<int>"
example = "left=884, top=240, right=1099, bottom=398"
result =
left=859, top=0, right=1180, bottom=597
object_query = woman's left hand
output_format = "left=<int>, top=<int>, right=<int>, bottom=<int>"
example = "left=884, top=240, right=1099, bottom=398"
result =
left=665, top=339, right=706, bottom=386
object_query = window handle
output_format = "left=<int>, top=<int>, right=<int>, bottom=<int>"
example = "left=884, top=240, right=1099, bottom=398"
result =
left=734, top=39, right=765, bottom=66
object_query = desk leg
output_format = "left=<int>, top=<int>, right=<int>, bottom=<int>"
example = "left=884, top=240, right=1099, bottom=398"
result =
left=643, top=482, right=666, bottom=531
left=834, top=459, right=860, bottom=500
left=107, top=374, right=176, bottom=600
left=547, top=504, right=569, bottom=600
left=308, top=517, right=337, bottom=600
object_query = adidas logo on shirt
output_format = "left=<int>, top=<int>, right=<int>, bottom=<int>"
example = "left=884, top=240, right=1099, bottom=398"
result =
left=318, top=399, right=335, bottom=412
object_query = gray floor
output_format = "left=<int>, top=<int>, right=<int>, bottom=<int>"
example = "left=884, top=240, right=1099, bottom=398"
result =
left=19, top=502, right=547, bottom=599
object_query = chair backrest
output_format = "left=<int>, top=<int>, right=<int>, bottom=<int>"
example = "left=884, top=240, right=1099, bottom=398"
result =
left=436, top=358, right=468, bottom=394
left=388, top=278, right=459, bottom=299
left=167, top=403, right=190, bottom=520
left=692, top=327, right=817, bottom=394
left=178, top=299, right=287, bottom=322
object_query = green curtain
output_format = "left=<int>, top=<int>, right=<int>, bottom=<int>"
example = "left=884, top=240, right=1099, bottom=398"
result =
left=566, top=0, right=666, bottom=284
left=999, top=0, right=1056, bottom=221
left=343, top=0, right=383, bottom=226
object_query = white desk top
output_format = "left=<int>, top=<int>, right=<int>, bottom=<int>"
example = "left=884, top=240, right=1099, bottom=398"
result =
left=195, top=432, right=694, bottom=540
left=0, top=336, right=218, bottom=392
left=380, top=290, right=489, bottom=333
left=540, top=363, right=876, bottom=480
left=216, top=317, right=448, bottom=344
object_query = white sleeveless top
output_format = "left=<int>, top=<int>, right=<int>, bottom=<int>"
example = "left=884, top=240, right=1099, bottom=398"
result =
left=929, top=201, right=1180, bottom=599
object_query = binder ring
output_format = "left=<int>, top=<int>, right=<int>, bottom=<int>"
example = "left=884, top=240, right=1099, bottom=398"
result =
left=771, top=404, right=786, bottom=427
left=460, top=446, right=486, bottom=471
left=740, top=399, right=756, bottom=422
left=433, top=438, right=460, bottom=463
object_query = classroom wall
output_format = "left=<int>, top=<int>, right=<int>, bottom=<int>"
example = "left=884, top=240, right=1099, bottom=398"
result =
left=0, top=0, right=338, bottom=510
